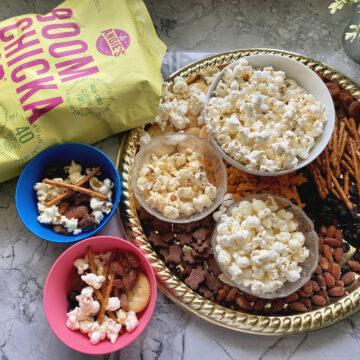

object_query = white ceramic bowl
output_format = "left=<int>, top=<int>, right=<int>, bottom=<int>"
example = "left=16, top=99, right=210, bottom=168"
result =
left=131, top=133, right=227, bottom=223
left=204, top=54, right=335, bottom=176
left=211, top=194, right=319, bottom=299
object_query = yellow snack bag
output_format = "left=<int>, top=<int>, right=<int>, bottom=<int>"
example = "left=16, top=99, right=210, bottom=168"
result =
left=0, top=0, right=166, bottom=182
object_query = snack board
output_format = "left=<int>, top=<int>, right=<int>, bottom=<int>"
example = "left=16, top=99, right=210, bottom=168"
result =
left=118, top=49, right=360, bottom=335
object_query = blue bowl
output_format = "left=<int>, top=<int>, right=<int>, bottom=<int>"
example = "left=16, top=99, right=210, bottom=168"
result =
left=15, top=143, right=121, bottom=243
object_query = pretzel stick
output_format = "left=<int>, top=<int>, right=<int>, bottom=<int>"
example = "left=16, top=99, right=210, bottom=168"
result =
left=343, top=116, right=352, bottom=133
left=344, top=172, right=350, bottom=196
left=44, top=178, right=108, bottom=200
left=354, top=144, right=360, bottom=163
left=343, top=116, right=359, bottom=151
left=343, top=153, right=358, bottom=176
left=86, top=248, right=105, bottom=301
left=344, top=152, right=354, bottom=167
left=335, top=131, right=348, bottom=177
left=350, top=140, right=360, bottom=195
left=350, top=118, right=360, bottom=150
left=315, top=157, right=323, bottom=171
left=340, top=131, right=348, bottom=158
left=315, top=165, right=328, bottom=191
left=330, top=187, right=341, bottom=200
left=87, top=247, right=97, bottom=272
left=330, top=121, right=338, bottom=166
left=46, top=166, right=101, bottom=207
left=309, top=164, right=327, bottom=199
left=337, top=122, right=345, bottom=153
left=324, top=148, right=332, bottom=191
left=97, top=272, right=115, bottom=324
left=341, top=160, right=355, bottom=177
left=101, top=252, right=116, bottom=297
left=320, top=152, right=327, bottom=173
left=331, top=172, right=353, bottom=210
left=86, top=247, right=117, bottom=322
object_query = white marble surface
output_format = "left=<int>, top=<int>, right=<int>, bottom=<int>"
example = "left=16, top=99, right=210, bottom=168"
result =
left=1, top=0, right=360, bottom=359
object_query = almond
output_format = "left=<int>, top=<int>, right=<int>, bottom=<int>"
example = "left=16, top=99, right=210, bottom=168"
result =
left=225, top=287, right=238, bottom=302
left=317, top=274, right=327, bottom=291
left=322, top=244, right=333, bottom=262
left=300, top=297, right=311, bottom=308
left=235, top=295, right=252, bottom=310
left=302, top=281, right=313, bottom=293
left=324, top=237, right=342, bottom=247
left=310, top=280, right=320, bottom=292
left=330, top=263, right=341, bottom=281
left=311, top=295, right=327, bottom=306
left=244, top=293, right=257, bottom=302
left=253, top=299, right=267, bottom=312
left=271, top=299, right=286, bottom=312
left=64, top=205, right=88, bottom=219
left=328, top=286, right=345, bottom=297
left=323, top=272, right=335, bottom=288
left=216, top=285, right=229, bottom=301
left=315, top=290, right=328, bottom=298
left=314, top=264, right=322, bottom=274
left=318, top=225, right=327, bottom=237
left=289, top=301, right=308, bottom=312
left=334, top=247, right=343, bottom=264
left=58, top=201, right=69, bottom=214
left=319, top=257, right=330, bottom=271
left=326, top=225, right=336, bottom=238
left=319, top=236, right=324, bottom=253
left=341, top=271, right=355, bottom=286
left=298, top=288, right=312, bottom=297
left=335, top=229, right=343, bottom=241
left=336, top=280, right=344, bottom=288
left=285, top=292, right=299, bottom=303
left=349, top=260, right=360, bottom=272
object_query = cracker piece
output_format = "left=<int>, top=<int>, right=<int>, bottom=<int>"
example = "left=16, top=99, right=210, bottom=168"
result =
left=126, top=272, right=151, bottom=313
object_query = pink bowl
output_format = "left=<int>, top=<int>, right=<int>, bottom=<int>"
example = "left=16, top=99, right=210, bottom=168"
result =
left=43, top=236, right=157, bottom=355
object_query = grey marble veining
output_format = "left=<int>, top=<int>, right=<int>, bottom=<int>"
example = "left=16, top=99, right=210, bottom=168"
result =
left=1, top=0, right=360, bottom=359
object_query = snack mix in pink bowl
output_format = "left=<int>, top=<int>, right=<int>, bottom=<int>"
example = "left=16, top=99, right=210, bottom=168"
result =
left=43, top=236, right=157, bottom=355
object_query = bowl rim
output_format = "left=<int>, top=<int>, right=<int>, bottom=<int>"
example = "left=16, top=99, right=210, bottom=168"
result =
left=15, top=142, right=121, bottom=243
left=204, top=53, right=336, bottom=176
left=211, top=193, right=319, bottom=299
left=43, top=235, right=157, bottom=355
left=131, top=132, right=227, bottom=223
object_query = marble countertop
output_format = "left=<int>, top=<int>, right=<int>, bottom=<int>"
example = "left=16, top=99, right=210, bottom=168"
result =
left=1, top=0, right=360, bottom=359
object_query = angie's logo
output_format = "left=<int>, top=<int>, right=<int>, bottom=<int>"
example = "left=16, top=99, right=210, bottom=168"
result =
left=96, top=29, right=130, bottom=57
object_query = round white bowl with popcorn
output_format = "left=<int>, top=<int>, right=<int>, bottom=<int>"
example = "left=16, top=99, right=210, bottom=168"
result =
left=212, top=194, right=319, bottom=299
left=204, top=54, right=335, bottom=176
left=131, top=133, right=227, bottom=223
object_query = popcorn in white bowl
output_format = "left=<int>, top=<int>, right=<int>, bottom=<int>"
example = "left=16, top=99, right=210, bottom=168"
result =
left=136, top=148, right=217, bottom=219
left=131, top=133, right=227, bottom=223
left=212, top=194, right=319, bottom=299
left=204, top=54, right=335, bottom=176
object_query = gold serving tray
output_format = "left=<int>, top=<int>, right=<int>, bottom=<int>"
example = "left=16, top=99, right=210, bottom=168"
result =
left=118, top=49, right=360, bottom=335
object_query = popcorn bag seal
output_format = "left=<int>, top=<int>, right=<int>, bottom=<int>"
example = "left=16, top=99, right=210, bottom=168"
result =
left=0, top=0, right=166, bottom=183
